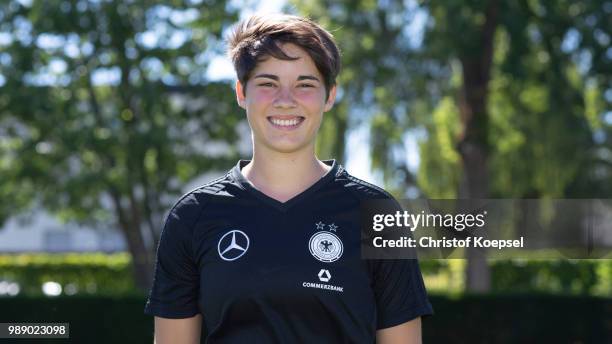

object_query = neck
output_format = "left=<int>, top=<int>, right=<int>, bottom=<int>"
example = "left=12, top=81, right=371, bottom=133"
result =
left=241, top=144, right=332, bottom=202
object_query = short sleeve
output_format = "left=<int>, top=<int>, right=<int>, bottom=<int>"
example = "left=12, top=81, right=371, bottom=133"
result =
left=371, top=258, right=434, bottom=329
left=366, top=195, right=434, bottom=329
left=144, top=193, right=203, bottom=318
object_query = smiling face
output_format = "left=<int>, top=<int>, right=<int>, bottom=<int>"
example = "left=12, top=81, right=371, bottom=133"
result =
left=236, top=43, right=337, bottom=155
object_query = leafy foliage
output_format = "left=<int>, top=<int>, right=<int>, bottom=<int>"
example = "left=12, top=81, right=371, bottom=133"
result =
left=291, top=0, right=611, bottom=199
left=0, top=0, right=243, bottom=288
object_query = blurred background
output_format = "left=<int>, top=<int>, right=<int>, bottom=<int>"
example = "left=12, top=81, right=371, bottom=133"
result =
left=0, top=0, right=610, bottom=342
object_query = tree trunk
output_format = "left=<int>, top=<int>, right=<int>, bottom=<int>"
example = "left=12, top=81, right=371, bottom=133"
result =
left=457, top=0, right=499, bottom=293
left=110, top=188, right=155, bottom=292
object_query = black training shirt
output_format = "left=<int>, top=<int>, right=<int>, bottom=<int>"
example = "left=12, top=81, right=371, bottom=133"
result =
left=145, top=160, right=433, bottom=343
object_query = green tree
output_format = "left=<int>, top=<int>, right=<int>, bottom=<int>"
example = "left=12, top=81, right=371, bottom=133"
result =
left=292, top=0, right=611, bottom=291
left=0, top=0, right=241, bottom=290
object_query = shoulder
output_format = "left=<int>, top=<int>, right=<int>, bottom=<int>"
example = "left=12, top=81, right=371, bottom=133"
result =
left=333, top=165, right=397, bottom=202
left=166, top=172, right=235, bottom=227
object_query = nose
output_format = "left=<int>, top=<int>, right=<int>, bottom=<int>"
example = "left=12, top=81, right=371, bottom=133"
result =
left=273, top=86, right=297, bottom=108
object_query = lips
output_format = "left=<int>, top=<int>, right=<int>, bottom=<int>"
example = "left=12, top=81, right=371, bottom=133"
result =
left=267, top=115, right=305, bottom=129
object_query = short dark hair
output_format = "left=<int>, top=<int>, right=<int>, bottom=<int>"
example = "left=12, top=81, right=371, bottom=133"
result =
left=226, top=13, right=341, bottom=101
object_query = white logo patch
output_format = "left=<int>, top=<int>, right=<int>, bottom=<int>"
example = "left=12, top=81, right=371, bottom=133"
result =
left=318, top=269, right=331, bottom=282
left=218, top=230, right=250, bottom=261
left=308, top=231, right=343, bottom=263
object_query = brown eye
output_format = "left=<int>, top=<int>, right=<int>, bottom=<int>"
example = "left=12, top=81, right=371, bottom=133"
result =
left=258, top=83, right=275, bottom=87
left=298, top=84, right=314, bottom=88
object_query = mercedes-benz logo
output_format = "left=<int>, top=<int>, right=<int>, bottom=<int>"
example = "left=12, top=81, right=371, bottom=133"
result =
left=218, top=230, right=250, bottom=261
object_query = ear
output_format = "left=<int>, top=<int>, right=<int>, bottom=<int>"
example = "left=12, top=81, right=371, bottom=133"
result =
left=323, top=85, right=337, bottom=112
left=236, top=79, right=246, bottom=109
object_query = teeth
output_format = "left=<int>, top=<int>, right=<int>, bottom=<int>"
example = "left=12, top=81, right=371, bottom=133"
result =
left=270, top=118, right=301, bottom=126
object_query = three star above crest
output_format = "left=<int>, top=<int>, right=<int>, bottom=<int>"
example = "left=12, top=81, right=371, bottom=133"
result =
left=328, top=223, right=338, bottom=232
left=315, top=221, right=325, bottom=230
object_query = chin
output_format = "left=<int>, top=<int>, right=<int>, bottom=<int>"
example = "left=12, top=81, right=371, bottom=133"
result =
left=263, top=140, right=311, bottom=154
left=269, top=144, right=307, bottom=154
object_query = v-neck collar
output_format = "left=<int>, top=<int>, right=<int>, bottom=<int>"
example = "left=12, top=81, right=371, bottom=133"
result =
left=230, top=159, right=340, bottom=212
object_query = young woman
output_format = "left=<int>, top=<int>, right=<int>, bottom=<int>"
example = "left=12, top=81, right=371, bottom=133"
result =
left=145, top=13, right=433, bottom=344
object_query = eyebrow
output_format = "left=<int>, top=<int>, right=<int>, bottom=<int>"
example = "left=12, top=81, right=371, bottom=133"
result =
left=253, top=73, right=321, bottom=82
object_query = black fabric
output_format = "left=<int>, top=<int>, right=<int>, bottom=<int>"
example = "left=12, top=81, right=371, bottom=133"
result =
left=145, top=160, right=433, bottom=343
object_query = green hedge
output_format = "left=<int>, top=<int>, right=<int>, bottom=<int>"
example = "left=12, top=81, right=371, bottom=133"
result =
left=420, top=259, right=612, bottom=296
left=490, top=260, right=604, bottom=294
left=0, top=253, right=137, bottom=295
left=424, top=293, right=610, bottom=343
left=0, top=295, right=152, bottom=343
left=0, top=294, right=608, bottom=343
left=0, top=254, right=610, bottom=297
